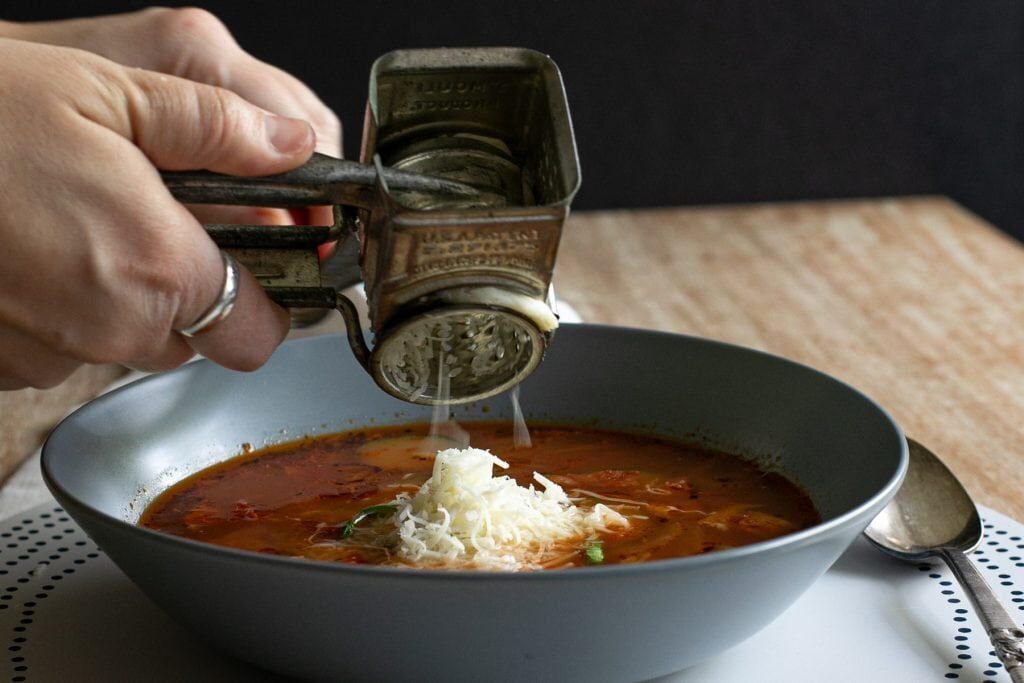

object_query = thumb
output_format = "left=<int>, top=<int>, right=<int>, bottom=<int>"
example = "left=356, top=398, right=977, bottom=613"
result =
left=121, top=69, right=315, bottom=175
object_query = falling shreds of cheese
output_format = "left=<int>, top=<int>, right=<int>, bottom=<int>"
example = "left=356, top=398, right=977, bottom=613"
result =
left=392, top=448, right=629, bottom=571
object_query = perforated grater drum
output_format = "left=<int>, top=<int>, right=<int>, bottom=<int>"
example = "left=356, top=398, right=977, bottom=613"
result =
left=161, top=47, right=580, bottom=405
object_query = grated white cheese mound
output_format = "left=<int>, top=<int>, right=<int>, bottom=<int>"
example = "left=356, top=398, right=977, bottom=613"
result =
left=392, top=448, right=628, bottom=571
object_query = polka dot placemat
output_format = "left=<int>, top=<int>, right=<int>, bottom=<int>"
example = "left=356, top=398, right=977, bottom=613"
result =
left=0, top=500, right=1021, bottom=682
left=0, top=503, right=280, bottom=682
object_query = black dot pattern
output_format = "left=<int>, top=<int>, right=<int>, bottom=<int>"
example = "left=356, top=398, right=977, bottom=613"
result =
left=922, top=517, right=1020, bottom=682
left=0, top=505, right=105, bottom=682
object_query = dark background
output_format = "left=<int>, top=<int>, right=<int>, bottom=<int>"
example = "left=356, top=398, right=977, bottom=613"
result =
left=6, top=1, right=1024, bottom=239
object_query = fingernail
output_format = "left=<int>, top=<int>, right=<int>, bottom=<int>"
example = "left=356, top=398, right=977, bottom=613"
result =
left=266, top=116, right=312, bottom=154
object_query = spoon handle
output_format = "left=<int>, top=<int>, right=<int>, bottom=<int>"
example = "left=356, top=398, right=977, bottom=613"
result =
left=941, top=548, right=1024, bottom=680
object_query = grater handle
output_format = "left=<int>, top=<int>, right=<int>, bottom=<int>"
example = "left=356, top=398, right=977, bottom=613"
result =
left=161, top=152, right=479, bottom=209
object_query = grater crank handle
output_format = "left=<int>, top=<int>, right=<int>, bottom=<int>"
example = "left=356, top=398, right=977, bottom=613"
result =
left=161, top=152, right=479, bottom=209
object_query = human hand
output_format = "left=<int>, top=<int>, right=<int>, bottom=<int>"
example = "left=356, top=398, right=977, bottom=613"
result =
left=2, top=7, right=342, bottom=226
left=0, top=37, right=316, bottom=389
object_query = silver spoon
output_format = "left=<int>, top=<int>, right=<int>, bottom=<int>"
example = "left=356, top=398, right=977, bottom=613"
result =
left=865, top=438, right=1024, bottom=680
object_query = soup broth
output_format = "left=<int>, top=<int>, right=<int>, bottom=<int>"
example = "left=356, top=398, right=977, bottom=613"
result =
left=141, top=423, right=820, bottom=569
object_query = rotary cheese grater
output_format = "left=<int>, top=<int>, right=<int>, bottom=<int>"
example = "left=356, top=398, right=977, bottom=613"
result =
left=162, top=47, right=580, bottom=405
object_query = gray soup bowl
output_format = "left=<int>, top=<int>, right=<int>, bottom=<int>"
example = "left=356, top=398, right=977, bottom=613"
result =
left=42, top=325, right=907, bottom=683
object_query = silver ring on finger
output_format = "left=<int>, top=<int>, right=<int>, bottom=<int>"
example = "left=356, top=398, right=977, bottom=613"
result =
left=177, top=251, right=240, bottom=338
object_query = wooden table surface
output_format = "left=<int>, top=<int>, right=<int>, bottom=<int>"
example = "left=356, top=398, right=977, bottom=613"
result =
left=558, top=196, right=1024, bottom=520
left=2, top=196, right=1023, bottom=521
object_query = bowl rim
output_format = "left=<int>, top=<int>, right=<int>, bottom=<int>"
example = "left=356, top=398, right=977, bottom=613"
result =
left=41, top=323, right=909, bottom=582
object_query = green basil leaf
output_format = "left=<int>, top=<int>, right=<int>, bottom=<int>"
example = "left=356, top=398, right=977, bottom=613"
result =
left=341, top=504, right=399, bottom=538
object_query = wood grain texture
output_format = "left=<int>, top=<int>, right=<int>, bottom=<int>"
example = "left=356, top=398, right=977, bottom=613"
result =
left=557, top=197, right=1024, bottom=520
left=0, top=365, right=124, bottom=483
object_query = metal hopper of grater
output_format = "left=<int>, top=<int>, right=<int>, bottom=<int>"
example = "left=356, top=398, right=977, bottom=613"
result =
left=161, top=47, right=580, bottom=405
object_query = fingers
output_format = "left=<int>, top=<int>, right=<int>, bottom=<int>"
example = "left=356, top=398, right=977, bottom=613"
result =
left=0, top=262, right=286, bottom=382
left=121, top=68, right=316, bottom=176
left=142, top=9, right=342, bottom=224
left=47, top=7, right=343, bottom=160
left=138, top=8, right=342, bottom=157
left=186, top=204, right=293, bottom=226
left=178, top=264, right=291, bottom=371
left=150, top=193, right=291, bottom=372
left=122, top=332, right=194, bottom=373
left=93, top=62, right=299, bottom=373
left=121, top=196, right=290, bottom=373
left=307, top=205, right=336, bottom=228
left=213, top=53, right=342, bottom=157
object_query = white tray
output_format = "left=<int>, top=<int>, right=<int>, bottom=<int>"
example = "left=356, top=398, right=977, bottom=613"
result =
left=1, top=499, right=1020, bottom=682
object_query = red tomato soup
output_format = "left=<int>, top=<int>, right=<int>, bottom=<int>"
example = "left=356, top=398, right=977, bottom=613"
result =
left=141, top=423, right=820, bottom=570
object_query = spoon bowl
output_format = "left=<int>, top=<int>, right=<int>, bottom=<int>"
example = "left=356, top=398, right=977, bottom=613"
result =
left=865, top=438, right=1024, bottom=679
left=864, top=438, right=981, bottom=558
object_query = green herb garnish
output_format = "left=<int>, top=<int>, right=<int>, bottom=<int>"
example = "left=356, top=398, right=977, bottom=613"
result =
left=585, top=539, right=604, bottom=565
left=341, top=504, right=399, bottom=538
